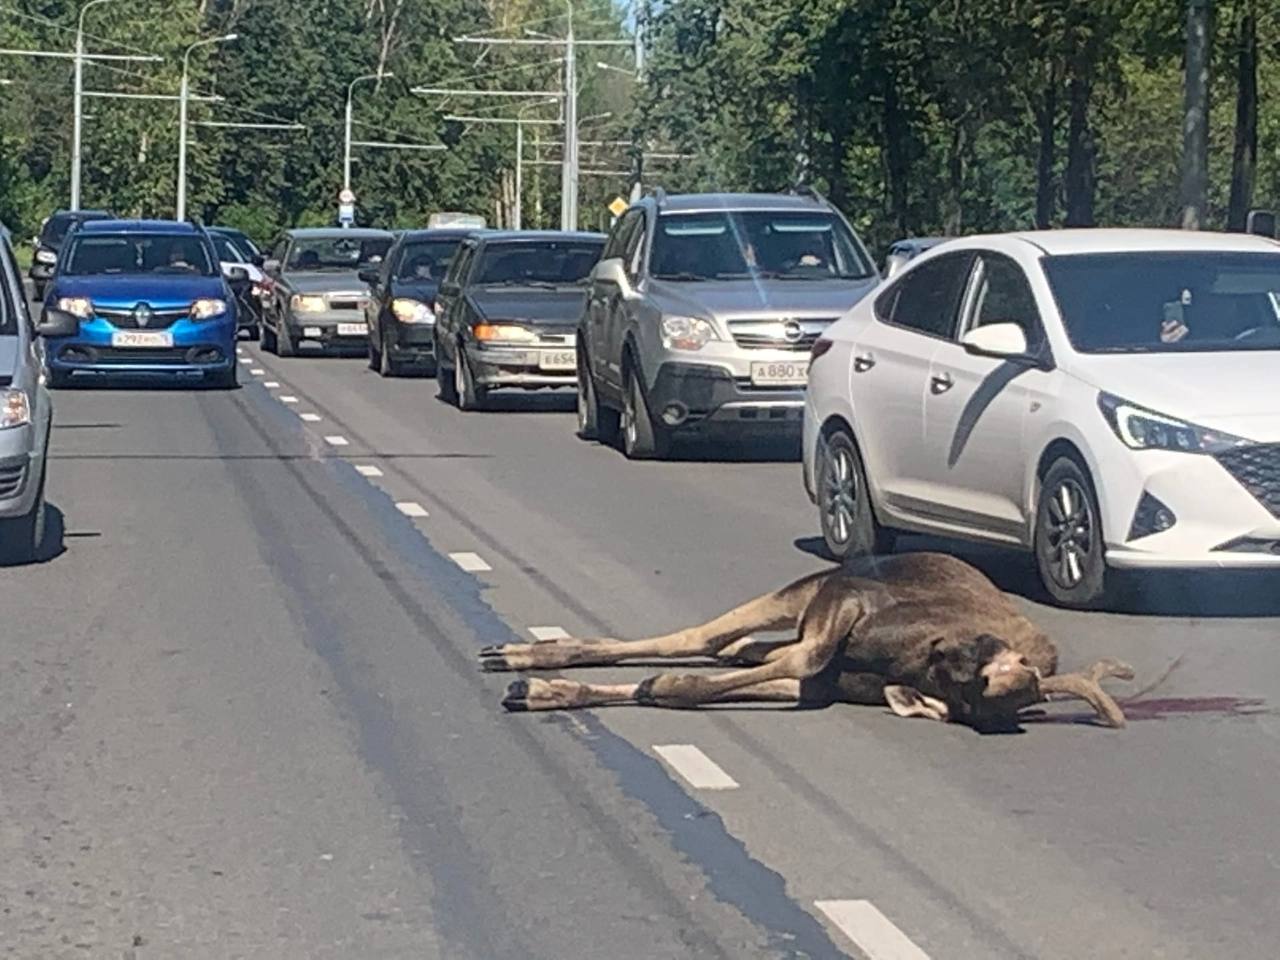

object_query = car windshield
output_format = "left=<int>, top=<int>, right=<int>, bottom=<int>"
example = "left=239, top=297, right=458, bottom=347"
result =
left=288, top=235, right=391, bottom=272
left=40, top=212, right=110, bottom=246
left=63, top=233, right=217, bottom=276
left=474, top=239, right=605, bottom=285
left=397, top=240, right=460, bottom=282
left=650, top=210, right=875, bottom=281
left=1043, top=252, right=1280, bottom=353
left=215, top=230, right=259, bottom=261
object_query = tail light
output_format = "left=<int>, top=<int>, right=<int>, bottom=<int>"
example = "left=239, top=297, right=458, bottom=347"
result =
left=810, top=337, right=834, bottom=362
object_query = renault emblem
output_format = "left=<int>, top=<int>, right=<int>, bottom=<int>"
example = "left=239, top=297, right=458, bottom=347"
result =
left=783, top=320, right=804, bottom=343
left=133, top=303, right=154, bottom=328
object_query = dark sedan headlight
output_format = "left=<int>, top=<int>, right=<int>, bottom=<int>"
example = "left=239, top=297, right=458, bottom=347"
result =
left=473, top=322, right=536, bottom=343
left=1098, top=393, right=1250, bottom=454
left=290, top=294, right=327, bottom=313
left=35, top=249, right=57, bottom=265
left=392, top=297, right=435, bottom=324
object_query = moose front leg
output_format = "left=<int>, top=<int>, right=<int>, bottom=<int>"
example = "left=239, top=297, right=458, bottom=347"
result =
left=480, top=571, right=829, bottom=672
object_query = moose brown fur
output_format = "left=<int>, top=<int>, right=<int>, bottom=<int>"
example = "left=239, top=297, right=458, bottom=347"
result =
left=479, top=552, right=1133, bottom=729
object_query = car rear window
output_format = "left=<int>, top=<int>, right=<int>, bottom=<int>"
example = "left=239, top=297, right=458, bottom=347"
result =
left=64, top=233, right=217, bottom=276
left=40, top=211, right=110, bottom=246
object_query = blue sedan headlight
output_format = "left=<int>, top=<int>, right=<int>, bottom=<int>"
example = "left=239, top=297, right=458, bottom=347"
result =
left=190, top=298, right=228, bottom=320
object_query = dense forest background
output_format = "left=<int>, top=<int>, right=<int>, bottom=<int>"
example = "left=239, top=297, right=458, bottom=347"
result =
left=0, top=0, right=1272, bottom=253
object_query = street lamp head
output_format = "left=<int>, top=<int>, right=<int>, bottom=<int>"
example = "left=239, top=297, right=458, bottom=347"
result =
left=221, top=33, right=240, bottom=42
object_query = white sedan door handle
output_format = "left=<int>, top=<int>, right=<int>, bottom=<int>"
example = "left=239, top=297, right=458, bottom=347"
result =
left=853, top=352, right=876, bottom=372
left=931, top=371, right=954, bottom=393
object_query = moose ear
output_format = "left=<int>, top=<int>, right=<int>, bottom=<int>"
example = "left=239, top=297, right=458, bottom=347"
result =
left=926, top=636, right=948, bottom=664
left=885, top=685, right=950, bottom=722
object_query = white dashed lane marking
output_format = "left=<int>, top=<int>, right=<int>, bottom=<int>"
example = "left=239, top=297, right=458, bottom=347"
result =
left=263, top=381, right=280, bottom=388
left=299, top=413, right=321, bottom=422
left=449, top=552, right=491, bottom=573
left=324, top=435, right=349, bottom=447
left=653, top=744, right=739, bottom=790
left=396, top=502, right=429, bottom=518
left=814, top=900, right=931, bottom=960
left=238, top=358, right=253, bottom=365
left=280, top=395, right=298, bottom=404
left=355, top=465, right=384, bottom=478
left=528, top=626, right=571, bottom=641
left=250, top=367, right=265, bottom=375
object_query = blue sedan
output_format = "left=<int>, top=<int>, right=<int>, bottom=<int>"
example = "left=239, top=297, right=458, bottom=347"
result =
left=42, top=219, right=242, bottom=388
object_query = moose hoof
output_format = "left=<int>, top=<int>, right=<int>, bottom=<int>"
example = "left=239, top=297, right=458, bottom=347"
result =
left=479, top=645, right=515, bottom=672
left=501, top=677, right=587, bottom=712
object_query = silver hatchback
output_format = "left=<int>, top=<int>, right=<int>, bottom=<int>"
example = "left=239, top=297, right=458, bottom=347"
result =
left=576, top=190, right=880, bottom=459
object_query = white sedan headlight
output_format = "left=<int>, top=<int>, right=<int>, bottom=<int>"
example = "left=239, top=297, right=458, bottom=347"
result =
left=661, top=315, right=717, bottom=351
left=291, top=294, right=327, bottom=313
left=35, top=249, right=57, bottom=265
left=391, top=297, right=435, bottom=324
left=1, top=389, right=31, bottom=429
left=190, top=298, right=227, bottom=320
left=56, top=296, right=93, bottom=318
left=1098, top=393, right=1249, bottom=454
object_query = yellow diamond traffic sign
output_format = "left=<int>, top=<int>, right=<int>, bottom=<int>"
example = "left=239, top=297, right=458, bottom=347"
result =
left=608, top=196, right=628, bottom=218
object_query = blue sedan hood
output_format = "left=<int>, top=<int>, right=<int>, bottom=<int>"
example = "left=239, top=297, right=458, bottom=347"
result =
left=52, top=273, right=226, bottom=309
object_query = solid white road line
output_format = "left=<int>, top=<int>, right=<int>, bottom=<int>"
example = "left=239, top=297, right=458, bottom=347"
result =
left=653, top=744, right=739, bottom=790
left=279, top=395, right=299, bottom=404
left=814, top=900, right=931, bottom=960
left=355, top=465, right=384, bottom=478
left=324, top=435, right=349, bottom=447
left=263, top=381, right=280, bottom=388
left=528, top=626, right=571, bottom=641
left=250, top=367, right=265, bottom=375
left=449, top=552, right=491, bottom=573
left=299, top=413, right=321, bottom=422
left=396, top=502, right=429, bottom=518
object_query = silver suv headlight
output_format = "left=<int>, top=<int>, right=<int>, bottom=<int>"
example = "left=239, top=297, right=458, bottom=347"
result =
left=1098, top=393, right=1249, bottom=454
left=1, top=389, right=31, bottom=429
left=661, top=315, right=717, bottom=351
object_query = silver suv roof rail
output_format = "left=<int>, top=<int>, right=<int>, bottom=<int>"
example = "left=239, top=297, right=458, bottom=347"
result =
left=786, top=184, right=827, bottom=205
left=647, top=186, right=668, bottom=206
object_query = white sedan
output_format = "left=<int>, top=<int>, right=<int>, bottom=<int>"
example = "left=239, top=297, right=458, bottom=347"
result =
left=802, top=228, right=1280, bottom=607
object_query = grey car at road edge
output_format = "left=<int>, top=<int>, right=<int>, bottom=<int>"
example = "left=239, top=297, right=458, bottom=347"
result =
left=433, top=230, right=606, bottom=411
left=0, top=219, right=74, bottom=563
left=259, top=227, right=394, bottom=356
left=575, top=189, right=881, bottom=459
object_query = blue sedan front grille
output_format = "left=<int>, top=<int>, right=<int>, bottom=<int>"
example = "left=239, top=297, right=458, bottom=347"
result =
left=94, top=306, right=189, bottom=330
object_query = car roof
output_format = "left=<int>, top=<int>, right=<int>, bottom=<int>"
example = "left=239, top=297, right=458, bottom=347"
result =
left=397, top=228, right=480, bottom=243
left=77, top=219, right=207, bottom=235
left=286, top=227, right=394, bottom=239
left=996, top=228, right=1280, bottom=257
left=477, top=230, right=606, bottom=243
left=49, top=209, right=112, bottom=219
left=652, top=192, right=833, bottom=214
left=208, top=225, right=248, bottom=235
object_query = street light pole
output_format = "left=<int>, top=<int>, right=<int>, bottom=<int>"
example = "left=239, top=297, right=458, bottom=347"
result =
left=560, top=1, right=577, bottom=231
left=177, top=33, right=237, bottom=222
left=72, top=0, right=116, bottom=212
left=344, top=72, right=392, bottom=196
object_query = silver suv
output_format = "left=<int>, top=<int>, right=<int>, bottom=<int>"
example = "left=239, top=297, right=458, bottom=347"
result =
left=576, top=190, right=880, bottom=458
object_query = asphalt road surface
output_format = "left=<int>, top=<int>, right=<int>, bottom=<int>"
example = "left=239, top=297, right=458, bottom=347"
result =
left=4, top=335, right=1279, bottom=959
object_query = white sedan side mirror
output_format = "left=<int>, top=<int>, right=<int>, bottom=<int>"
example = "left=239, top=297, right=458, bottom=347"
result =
left=962, top=322, right=1029, bottom=359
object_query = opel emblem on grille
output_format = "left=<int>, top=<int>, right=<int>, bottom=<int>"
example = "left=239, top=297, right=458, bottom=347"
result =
left=782, top=320, right=804, bottom=343
left=133, top=303, right=154, bottom=328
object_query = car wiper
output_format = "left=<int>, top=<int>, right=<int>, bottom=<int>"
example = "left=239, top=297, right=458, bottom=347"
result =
left=652, top=272, right=709, bottom=281
left=482, top=279, right=559, bottom=290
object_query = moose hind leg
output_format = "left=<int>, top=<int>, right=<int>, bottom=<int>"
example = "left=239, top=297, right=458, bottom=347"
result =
left=480, top=571, right=829, bottom=672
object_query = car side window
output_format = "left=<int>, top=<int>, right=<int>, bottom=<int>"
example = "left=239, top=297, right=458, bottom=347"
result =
left=603, top=210, right=640, bottom=262
left=875, top=251, right=973, bottom=339
left=968, top=252, right=1045, bottom=349
left=623, top=213, right=647, bottom=282
left=0, top=242, right=22, bottom=337
left=446, top=244, right=475, bottom=286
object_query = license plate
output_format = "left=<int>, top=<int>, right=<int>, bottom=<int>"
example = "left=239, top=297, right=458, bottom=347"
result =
left=303, top=326, right=322, bottom=338
left=538, top=349, right=576, bottom=371
left=337, top=322, right=367, bottom=337
left=750, top=360, right=809, bottom=386
left=111, top=330, right=173, bottom=348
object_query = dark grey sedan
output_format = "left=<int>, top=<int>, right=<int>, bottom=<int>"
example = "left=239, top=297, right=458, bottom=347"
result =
left=433, top=231, right=606, bottom=410
left=260, top=228, right=394, bottom=356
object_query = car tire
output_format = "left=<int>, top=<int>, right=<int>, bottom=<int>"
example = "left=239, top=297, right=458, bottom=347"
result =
left=1034, top=456, right=1109, bottom=609
left=208, top=362, right=238, bottom=390
left=0, top=466, right=47, bottom=565
left=455, top=346, right=487, bottom=411
left=32, top=281, right=44, bottom=302
left=246, top=323, right=261, bottom=342
left=368, top=326, right=381, bottom=371
left=378, top=331, right=399, bottom=378
left=436, top=332, right=458, bottom=402
left=261, top=320, right=278, bottom=354
left=621, top=361, right=669, bottom=460
left=576, top=349, right=618, bottom=442
left=816, top=426, right=890, bottom=561
left=277, top=317, right=297, bottom=357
